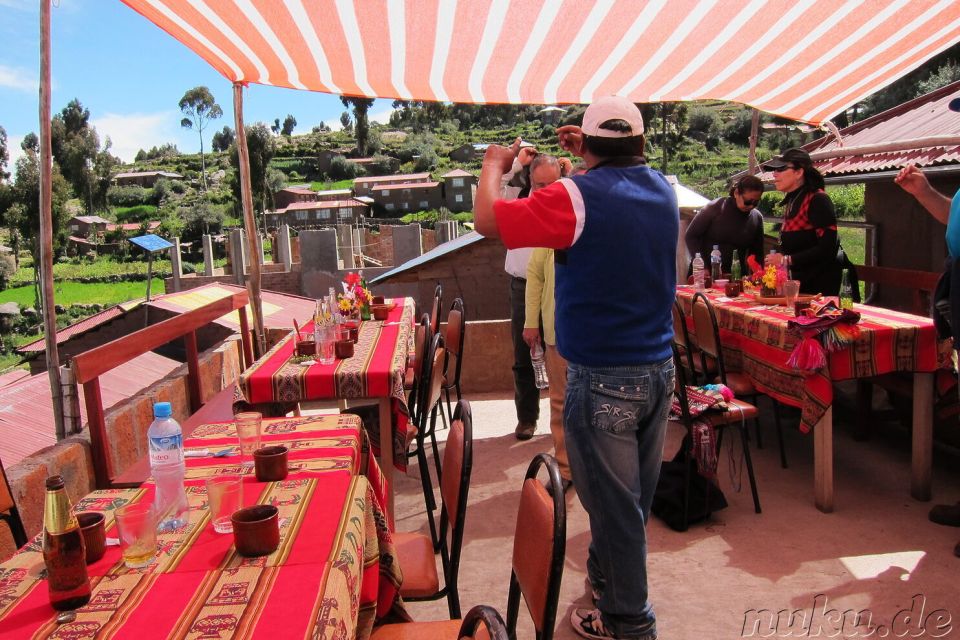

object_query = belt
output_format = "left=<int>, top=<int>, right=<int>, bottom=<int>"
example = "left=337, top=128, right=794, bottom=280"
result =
left=510, top=275, right=527, bottom=282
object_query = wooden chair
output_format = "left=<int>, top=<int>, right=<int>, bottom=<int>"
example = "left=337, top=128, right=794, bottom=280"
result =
left=506, top=453, right=566, bottom=640
left=672, top=298, right=699, bottom=385
left=0, top=456, right=28, bottom=550
left=690, top=292, right=787, bottom=469
left=395, top=398, right=473, bottom=619
left=441, top=297, right=466, bottom=426
left=371, top=603, right=509, bottom=639
left=671, top=344, right=762, bottom=530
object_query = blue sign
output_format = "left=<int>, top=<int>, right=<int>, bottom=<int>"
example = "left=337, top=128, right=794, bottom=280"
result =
left=129, top=234, right=173, bottom=253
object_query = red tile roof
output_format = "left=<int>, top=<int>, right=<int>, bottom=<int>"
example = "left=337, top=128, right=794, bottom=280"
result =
left=376, top=181, right=441, bottom=191
left=282, top=199, right=368, bottom=212
left=0, top=351, right=181, bottom=466
left=441, top=169, right=474, bottom=178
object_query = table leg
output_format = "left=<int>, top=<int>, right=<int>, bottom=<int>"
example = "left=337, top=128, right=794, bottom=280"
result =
left=379, top=398, right=395, bottom=517
left=814, top=405, right=834, bottom=513
left=911, top=372, right=933, bottom=501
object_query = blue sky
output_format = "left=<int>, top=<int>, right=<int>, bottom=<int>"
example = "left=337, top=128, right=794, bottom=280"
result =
left=0, top=0, right=392, bottom=168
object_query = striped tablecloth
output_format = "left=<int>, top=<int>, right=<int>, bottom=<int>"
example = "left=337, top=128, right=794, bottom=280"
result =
left=675, top=287, right=943, bottom=433
left=0, top=414, right=406, bottom=639
left=236, top=298, right=415, bottom=472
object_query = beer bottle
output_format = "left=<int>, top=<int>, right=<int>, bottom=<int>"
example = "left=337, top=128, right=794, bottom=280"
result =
left=840, top=268, right=854, bottom=310
left=42, top=475, right=91, bottom=612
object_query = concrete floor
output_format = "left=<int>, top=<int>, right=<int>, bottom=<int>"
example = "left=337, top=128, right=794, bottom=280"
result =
left=388, top=390, right=960, bottom=640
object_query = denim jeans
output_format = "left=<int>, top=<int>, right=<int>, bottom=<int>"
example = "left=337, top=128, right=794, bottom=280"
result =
left=510, top=276, right=540, bottom=424
left=564, top=357, right=674, bottom=639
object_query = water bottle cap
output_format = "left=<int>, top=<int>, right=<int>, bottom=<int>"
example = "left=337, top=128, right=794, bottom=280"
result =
left=153, top=402, right=172, bottom=418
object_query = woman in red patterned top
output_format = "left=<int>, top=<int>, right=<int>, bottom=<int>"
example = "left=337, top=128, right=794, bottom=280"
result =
left=764, top=148, right=842, bottom=296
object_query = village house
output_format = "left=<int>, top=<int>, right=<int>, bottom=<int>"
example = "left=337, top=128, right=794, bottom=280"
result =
left=440, top=169, right=477, bottom=212
left=352, top=172, right=433, bottom=196
left=112, top=170, right=184, bottom=188
left=372, top=181, right=443, bottom=215
left=265, top=199, right=371, bottom=229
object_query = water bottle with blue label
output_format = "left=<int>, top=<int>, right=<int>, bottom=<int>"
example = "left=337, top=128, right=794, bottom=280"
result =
left=148, top=402, right=189, bottom=531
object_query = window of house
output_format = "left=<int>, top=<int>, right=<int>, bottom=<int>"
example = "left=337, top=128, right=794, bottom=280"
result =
left=419, top=201, right=429, bottom=208
left=296, top=211, right=308, bottom=221
left=402, top=202, right=409, bottom=210
left=382, top=190, right=390, bottom=197
left=385, top=203, right=395, bottom=211
left=402, top=189, right=411, bottom=196
left=319, top=210, right=331, bottom=220
left=455, top=194, right=464, bottom=203
left=339, top=207, right=352, bottom=219
left=452, top=178, right=464, bottom=187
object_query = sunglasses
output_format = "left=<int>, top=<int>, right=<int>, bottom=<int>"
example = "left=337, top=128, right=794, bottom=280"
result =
left=771, top=165, right=799, bottom=173
left=741, top=198, right=759, bottom=207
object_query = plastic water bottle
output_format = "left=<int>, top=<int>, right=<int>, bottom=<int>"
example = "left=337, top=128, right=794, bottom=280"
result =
left=148, top=402, right=189, bottom=532
left=531, top=343, right=549, bottom=389
left=692, top=252, right=705, bottom=290
left=710, top=245, right=722, bottom=282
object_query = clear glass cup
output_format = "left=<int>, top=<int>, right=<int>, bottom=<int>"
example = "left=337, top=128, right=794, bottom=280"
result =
left=784, top=279, right=801, bottom=314
left=235, top=412, right=262, bottom=467
left=205, top=475, right=243, bottom=534
left=316, top=324, right=336, bottom=365
left=115, top=502, right=157, bottom=569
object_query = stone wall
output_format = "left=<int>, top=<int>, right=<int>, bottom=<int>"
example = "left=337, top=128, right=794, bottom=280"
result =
left=165, top=264, right=303, bottom=296
left=0, top=339, right=242, bottom=561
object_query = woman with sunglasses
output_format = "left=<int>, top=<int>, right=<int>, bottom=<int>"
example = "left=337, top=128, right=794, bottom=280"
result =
left=764, top=148, right=842, bottom=296
left=684, top=174, right=766, bottom=276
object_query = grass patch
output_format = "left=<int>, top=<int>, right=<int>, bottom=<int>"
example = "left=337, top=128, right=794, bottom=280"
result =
left=10, top=258, right=174, bottom=286
left=309, top=179, right=354, bottom=191
left=0, top=279, right=166, bottom=307
left=113, top=204, right=158, bottom=222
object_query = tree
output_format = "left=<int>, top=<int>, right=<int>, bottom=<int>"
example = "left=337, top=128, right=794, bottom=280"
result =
left=281, top=114, right=297, bottom=136
left=211, top=126, right=235, bottom=152
left=179, top=86, right=223, bottom=191
left=51, top=99, right=101, bottom=210
left=21, top=133, right=39, bottom=153
left=339, top=111, right=352, bottom=132
left=229, top=123, right=276, bottom=217
left=341, top=97, right=376, bottom=156
left=0, top=126, right=8, bottom=181
left=271, top=118, right=281, bottom=135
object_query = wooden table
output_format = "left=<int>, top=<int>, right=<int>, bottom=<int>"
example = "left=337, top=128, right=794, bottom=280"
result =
left=676, top=287, right=943, bottom=512
left=0, top=414, right=405, bottom=639
left=236, top=298, right=415, bottom=518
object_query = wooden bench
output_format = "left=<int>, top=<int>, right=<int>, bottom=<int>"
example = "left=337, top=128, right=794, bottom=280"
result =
left=70, top=291, right=253, bottom=489
left=856, top=264, right=940, bottom=317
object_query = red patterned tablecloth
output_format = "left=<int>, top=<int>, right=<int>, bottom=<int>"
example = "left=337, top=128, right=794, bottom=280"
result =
left=675, top=287, right=944, bottom=432
left=236, top=298, right=415, bottom=472
left=0, top=414, right=406, bottom=639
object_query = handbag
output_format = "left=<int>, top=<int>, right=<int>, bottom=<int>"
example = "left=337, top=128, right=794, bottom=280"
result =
left=837, top=245, right=862, bottom=303
left=652, top=437, right=728, bottom=531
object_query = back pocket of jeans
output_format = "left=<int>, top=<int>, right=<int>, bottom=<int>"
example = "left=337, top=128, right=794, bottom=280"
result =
left=589, top=374, right=649, bottom=433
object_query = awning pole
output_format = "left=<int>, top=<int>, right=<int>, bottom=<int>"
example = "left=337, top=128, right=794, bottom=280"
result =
left=39, top=0, right=66, bottom=440
left=232, top=83, right=266, bottom=357
left=748, top=109, right=760, bottom=173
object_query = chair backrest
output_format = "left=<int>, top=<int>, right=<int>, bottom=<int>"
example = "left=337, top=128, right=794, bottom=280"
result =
left=690, top=292, right=728, bottom=382
left=459, top=604, right=509, bottom=640
left=670, top=344, right=694, bottom=426
left=430, top=282, right=443, bottom=335
left=438, top=399, right=473, bottom=605
left=0, top=456, right=28, bottom=549
left=507, top=453, right=566, bottom=640
left=408, top=313, right=432, bottom=423
left=672, top=299, right=690, bottom=350
left=443, top=298, right=466, bottom=386
left=417, top=333, right=447, bottom=435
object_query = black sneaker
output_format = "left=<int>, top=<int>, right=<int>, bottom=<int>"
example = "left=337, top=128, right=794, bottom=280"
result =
left=570, top=608, right=657, bottom=640
left=929, top=502, right=960, bottom=527
left=514, top=422, right=536, bottom=440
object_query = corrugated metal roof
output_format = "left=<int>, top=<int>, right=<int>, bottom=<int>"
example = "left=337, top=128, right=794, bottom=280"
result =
left=376, top=181, right=441, bottom=191
left=280, top=187, right=315, bottom=195
left=371, top=231, right=487, bottom=284
left=803, top=81, right=960, bottom=177
left=441, top=169, right=475, bottom=178
left=113, top=171, right=183, bottom=179
left=0, top=351, right=181, bottom=466
left=17, top=305, right=131, bottom=354
left=72, top=215, right=111, bottom=225
left=282, top=199, right=367, bottom=212
left=148, top=283, right=317, bottom=331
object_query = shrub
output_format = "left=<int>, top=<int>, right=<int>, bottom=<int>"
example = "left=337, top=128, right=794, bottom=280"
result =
left=328, top=155, right=363, bottom=180
left=540, top=124, right=555, bottom=139
left=108, top=184, right=151, bottom=207
left=827, top=184, right=865, bottom=220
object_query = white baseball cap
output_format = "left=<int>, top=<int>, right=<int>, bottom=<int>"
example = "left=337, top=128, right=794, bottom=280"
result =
left=581, top=96, right=644, bottom=138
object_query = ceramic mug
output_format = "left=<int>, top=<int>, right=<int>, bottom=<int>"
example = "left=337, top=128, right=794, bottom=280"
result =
left=232, top=505, right=280, bottom=557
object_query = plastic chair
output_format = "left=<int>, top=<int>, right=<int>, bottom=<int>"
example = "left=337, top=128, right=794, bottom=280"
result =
left=441, top=297, right=466, bottom=426
left=690, top=292, right=787, bottom=469
left=395, top=398, right=472, bottom=618
left=506, top=453, right=566, bottom=640
left=0, top=456, right=28, bottom=550
left=671, top=344, right=762, bottom=530
left=370, top=603, right=509, bottom=639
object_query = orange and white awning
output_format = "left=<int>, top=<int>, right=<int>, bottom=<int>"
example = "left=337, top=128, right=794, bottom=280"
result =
left=121, top=0, right=960, bottom=124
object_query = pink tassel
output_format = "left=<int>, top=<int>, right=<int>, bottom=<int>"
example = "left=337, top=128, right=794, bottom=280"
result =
left=788, top=334, right=827, bottom=373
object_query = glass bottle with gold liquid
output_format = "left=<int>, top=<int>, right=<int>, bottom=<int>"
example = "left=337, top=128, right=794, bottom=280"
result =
left=42, top=475, right=91, bottom=612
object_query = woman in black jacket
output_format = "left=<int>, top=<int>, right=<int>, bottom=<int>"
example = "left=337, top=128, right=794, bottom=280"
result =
left=764, top=148, right=842, bottom=296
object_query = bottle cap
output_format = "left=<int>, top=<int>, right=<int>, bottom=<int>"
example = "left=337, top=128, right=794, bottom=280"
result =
left=45, top=475, right=65, bottom=490
left=153, top=402, right=172, bottom=418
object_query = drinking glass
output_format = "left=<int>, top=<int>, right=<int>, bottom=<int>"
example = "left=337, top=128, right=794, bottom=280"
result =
left=784, top=279, right=801, bottom=314
left=205, top=475, right=243, bottom=534
left=115, top=502, right=157, bottom=569
left=235, top=412, right=262, bottom=467
left=316, top=324, right=336, bottom=365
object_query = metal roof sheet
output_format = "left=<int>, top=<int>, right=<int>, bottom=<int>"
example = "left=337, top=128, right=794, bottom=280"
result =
left=376, top=181, right=441, bottom=191
left=371, top=231, right=486, bottom=284
left=148, top=283, right=317, bottom=331
left=17, top=305, right=130, bottom=354
left=353, top=172, right=431, bottom=184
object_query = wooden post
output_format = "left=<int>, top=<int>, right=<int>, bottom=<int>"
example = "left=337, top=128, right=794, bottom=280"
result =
left=39, top=0, right=66, bottom=440
left=232, top=83, right=266, bottom=356
left=748, top=109, right=760, bottom=173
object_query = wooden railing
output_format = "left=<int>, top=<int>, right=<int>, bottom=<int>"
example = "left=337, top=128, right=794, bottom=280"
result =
left=856, top=265, right=941, bottom=317
left=70, top=291, right=253, bottom=488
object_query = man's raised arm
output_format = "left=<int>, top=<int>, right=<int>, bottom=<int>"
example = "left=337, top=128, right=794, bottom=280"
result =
left=474, top=144, right=516, bottom=238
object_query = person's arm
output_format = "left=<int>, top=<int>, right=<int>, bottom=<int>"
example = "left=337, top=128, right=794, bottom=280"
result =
left=683, top=200, right=719, bottom=257
left=785, top=193, right=839, bottom=268
left=475, top=144, right=516, bottom=238
left=895, top=164, right=951, bottom=224
left=523, top=249, right=547, bottom=348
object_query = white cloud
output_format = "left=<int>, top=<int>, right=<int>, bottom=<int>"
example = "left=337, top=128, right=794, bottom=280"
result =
left=369, top=107, right=396, bottom=125
left=90, top=111, right=185, bottom=163
left=5, top=135, right=24, bottom=178
left=0, top=65, right=36, bottom=92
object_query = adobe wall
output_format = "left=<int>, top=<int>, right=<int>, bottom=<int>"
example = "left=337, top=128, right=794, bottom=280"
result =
left=0, top=339, right=242, bottom=561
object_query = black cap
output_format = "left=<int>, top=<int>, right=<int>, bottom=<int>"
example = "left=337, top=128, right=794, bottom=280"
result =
left=949, top=97, right=960, bottom=112
left=763, top=148, right=812, bottom=171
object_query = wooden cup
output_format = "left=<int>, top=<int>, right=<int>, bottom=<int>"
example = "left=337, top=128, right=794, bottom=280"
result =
left=335, top=339, right=354, bottom=359
left=77, top=511, right=106, bottom=564
left=232, top=505, right=280, bottom=557
left=253, top=445, right=289, bottom=482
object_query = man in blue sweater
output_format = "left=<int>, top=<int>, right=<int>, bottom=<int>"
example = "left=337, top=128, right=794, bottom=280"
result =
left=475, top=96, right=679, bottom=640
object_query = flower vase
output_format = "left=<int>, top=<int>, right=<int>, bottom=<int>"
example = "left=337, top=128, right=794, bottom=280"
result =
left=761, top=285, right=777, bottom=298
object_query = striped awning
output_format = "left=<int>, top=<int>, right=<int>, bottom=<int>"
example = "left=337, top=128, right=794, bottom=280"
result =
left=121, top=0, right=960, bottom=125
